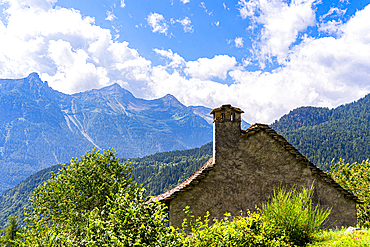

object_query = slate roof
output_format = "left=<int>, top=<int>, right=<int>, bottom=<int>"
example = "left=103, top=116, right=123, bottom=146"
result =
left=152, top=123, right=362, bottom=204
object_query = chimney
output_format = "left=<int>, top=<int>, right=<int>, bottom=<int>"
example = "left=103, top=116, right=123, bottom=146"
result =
left=210, top=104, right=244, bottom=164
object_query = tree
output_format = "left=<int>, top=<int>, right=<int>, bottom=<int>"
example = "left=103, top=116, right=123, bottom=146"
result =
left=330, top=159, right=370, bottom=227
left=21, top=148, right=180, bottom=246
left=0, top=216, right=22, bottom=246
left=23, top=148, right=136, bottom=245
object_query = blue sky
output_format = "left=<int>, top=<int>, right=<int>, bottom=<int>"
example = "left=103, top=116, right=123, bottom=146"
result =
left=1, top=0, right=370, bottom=123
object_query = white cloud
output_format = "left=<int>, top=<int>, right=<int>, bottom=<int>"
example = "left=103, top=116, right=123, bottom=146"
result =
left=105, top=10, right=117, bottom=21
left=318, top=20, right=343, bottom=35
left=148, top=5, right=370, bottom=123
left=146, top=12, right=168, bottom=35
left=177, top=17, right=193, bottom=33
left=2, top=0, right=370, bottom=125
left=213, top=21, right=220, bottom=26
left=238, top=0, right=317, bottom=64
left=120, top=0, right=126, bottom=8
left=235, top=37, right=244, bottom=48
left=184, top=55, right=237, bottom=80
left=0, top=1, right=152, bottom=94
left=154, top=48, right=185, bottom=68
left=180, top=0, right=190, bottom=3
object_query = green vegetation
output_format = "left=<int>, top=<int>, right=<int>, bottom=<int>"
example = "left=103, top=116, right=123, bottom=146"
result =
left=129, top=142, right=212, bottom=196
left=0, top=216, right=22, bottom=246
left=261, top=185, right=331, bottom=246
left=0, top=143, right=212, bottom=227
left=20, top=148, right=176, bottom=246
left=329, top=159, right=370, bottom=228
left=308, top=228, right=370, bottom=246
left=1, top=148, right=369, bottom=246
left=271, top=94, right=370, bottom=170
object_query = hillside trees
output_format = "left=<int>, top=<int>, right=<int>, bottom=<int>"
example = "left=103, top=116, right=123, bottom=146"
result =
left=21, top=148, right=176, bottom=246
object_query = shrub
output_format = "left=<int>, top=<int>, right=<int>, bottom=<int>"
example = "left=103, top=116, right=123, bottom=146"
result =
left=261, top=184, right=331, bottom=246
left=181, top=208, right=293, bottom=247
left=330, top=159, right=370, bottom=227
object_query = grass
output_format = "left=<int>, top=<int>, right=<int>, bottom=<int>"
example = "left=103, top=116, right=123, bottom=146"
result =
left=309, top=228, right=370, bottom=246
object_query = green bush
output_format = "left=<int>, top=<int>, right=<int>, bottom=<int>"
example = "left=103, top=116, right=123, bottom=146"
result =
left=261, top=184, right=331, bottom=246
left=181, top=208, right=292, bottom=247
left=83, top=187, right=182, bottom=247
left=330, top=159, right=370, bottom=227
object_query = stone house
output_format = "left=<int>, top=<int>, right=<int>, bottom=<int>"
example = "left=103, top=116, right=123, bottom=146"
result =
left=153, top=104, right=361, bottom=229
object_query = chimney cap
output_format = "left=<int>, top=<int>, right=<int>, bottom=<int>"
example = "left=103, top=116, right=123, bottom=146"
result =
left=210, top=104, right=244, bottom=115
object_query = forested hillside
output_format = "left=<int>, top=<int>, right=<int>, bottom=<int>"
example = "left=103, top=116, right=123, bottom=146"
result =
left=0, top=143, right=212, bottom=227
left=272, top=93, right=370, bottom=170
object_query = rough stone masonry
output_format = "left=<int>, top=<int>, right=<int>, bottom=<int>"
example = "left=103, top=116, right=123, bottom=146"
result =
left=154, top=104, right=360, bottom=229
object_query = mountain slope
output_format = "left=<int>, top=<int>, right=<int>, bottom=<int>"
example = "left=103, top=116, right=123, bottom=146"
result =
left=271, top=94, right=370, bottom=170
left=0, top=73, right=229, bottom=193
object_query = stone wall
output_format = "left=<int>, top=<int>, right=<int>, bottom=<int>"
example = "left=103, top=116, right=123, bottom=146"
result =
left=168, top=129, right=357, bottom=229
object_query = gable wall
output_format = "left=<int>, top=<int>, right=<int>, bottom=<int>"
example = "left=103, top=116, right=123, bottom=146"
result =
left=169, top=130, right=357, bottom=229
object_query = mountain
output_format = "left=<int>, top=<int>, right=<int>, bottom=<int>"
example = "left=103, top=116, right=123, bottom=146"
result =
left=0, top=142, right=213, bottom=226
left=271, top=93, right=370, bottom=170
left=0, top=73, right=250, bottom=193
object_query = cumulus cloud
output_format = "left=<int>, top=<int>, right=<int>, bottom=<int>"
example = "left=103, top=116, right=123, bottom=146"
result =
left=177, top=17, right=193, bottom=33
left=148, top=5, right=370, bottom=123
left=0, top=1, right=151, bottom=94
left=235, top=37, right=244, bottom=48
left=238, top=0, right=317, bottom=64
left=180, top=0, right=190, bottom=3
left=1, top=0, right=370, bottom=125
left=184, top=55, right=237, bottom=80
left=146, top=12, right=168, bottom=35
left=154, top=48, right=185, bottom=68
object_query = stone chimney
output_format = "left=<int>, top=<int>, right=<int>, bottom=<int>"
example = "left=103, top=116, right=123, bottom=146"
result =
left=210, top=104, right=244, bottom=164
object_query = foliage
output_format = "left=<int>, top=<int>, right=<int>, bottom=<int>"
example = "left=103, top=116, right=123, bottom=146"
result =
left=83, top=187, right=182, bottom=247
left=329, top=159, right=370, bottom=227
left=130, top=142, right=212, bottom=196
left=271, top=94, right=370, bottom=170
left=0, top=216, right=22, bottom=246
left=0, top=142, right=212, bottom=227
left=308, top=228, right=370, bottom=247
left=22, top=148, right=136, bottom=245
left=180, top=208, right=292, bottom=247
left=261, top=184, right=331, bottom=246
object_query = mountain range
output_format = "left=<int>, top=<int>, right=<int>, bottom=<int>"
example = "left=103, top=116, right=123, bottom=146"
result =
left=0, top=73, right=249, bottom=193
